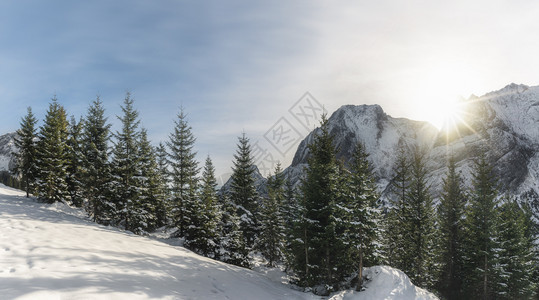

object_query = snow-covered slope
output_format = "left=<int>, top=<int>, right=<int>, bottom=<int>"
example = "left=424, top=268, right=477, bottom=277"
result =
left=0, top=184, right=436, bottom=299
left=0, top=185, right=309, bottom=299
left=331, top=266, right=436, bottom=300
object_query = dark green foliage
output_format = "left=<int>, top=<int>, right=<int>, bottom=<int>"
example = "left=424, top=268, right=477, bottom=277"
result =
left=436, top=156, right=467, bottom=300
left=134, top=129, right=166, bottom=233
left=81, top=96, right=112, bottom=223
left=229, top=133, right=259, bottom=249
left=258, top=163, right=286, bottom=267
left=185, top=156, right=221, bottom=258
left=155, top=142, right=171, bottom=226
left=384, top=146, right=436, bottom=289
left=462, top=153, right=500, bottom=299
left=496, top=199, right=537, bottom=299
left=66, top=116, right=84, bottom=207
left=287, top=188, right=310, bottom=284
left=291, top=115, right=346, bottom=289
left=384, top=145, right=410, bottom=270
left=348, top=141, right=382, bottom=290
left=219, top=195, right=249, bottom=268
left=167, top=108, right=199, bottom=237
left=13, top=107, right=38, bottom=198
left=110, top=92, right=142, bottom=231
left=0, top=171, right=21, bottom=189
left=35, top=97, right=69, bottom=203
left=282, top=177, right=301, bottom=269
left=404, top=148, right=436, bottom=288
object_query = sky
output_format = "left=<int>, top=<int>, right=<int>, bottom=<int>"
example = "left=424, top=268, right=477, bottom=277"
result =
left=2, top=0, right=539, bottom=181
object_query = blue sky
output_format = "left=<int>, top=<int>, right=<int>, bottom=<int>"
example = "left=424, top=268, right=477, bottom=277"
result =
left=2, top=1, right=539, bottom=180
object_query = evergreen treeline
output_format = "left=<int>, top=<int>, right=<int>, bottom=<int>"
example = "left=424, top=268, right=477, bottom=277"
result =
left=11, top=97, right=538, bottom=298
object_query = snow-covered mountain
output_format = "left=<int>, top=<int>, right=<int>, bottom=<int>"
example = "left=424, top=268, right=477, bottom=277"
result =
left=0, top=132, right=17, bottom=172
left=284, top=83, right=539, bottom=223
left=0, top=184, right=437, bottom=299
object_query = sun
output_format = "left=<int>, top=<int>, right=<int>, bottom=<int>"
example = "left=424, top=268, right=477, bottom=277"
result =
left=437, top=97, right=468, bottom=132
left=410, top=63, right=477, bottom=131
left=414, top=91, right=469, bottom=131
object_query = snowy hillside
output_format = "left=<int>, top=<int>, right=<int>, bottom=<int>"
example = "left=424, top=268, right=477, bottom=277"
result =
left=0, top=184, right=437, bottom=299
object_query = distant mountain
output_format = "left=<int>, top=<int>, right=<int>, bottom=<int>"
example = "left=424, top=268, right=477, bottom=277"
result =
left=0, top=132, right=18, bottom=172
left=283, top=83, right=539, bottom=223
left=219, top=165, right=268, bottom=197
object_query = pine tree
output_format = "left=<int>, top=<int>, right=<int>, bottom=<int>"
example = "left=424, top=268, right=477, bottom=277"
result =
left=199, top=156, right=221, bottom=257
left=282, top=177, right=299, bottom=259
left=384, top=144, right=410, bottom=270
left=348, top=141, right=382, bottom=290
left=229, top=133, right=259, bottom=249
left=133, top=129, right=165, bottom=233
left=13, top=107, right=38, bottom=198
left=155, top=142, right=171, bottom=226
left=110, top=92, right=142, bottom=231
left=291, top=114, right=344, bottom=289
left=186, top=156, right=221, bottom=258
left=404, top=148, right=436, bottom=289
left=259, top=163, right=286, bottom=267
left=219, top=195, right=249, bottom=267
left=287, top=182, right=313, bottom=282
left=66, top=116, right=84, bottom=207
left=436, top=155, right=467, bottom=299
left=35, top=97, right=69, bottom=203
left=167, top=108, right=199, bottom=237
left=496, top=198, right=536, bottom=299
left=331, top=161, right=357, bottom=282
left=81, top=96, right=112, bottom=223
left=462, top=153, right=500, bottom=299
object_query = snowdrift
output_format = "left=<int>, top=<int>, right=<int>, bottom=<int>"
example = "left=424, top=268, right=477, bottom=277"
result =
left=0, top=184, right=437, bottom=299
left=329, top=266, right=437, bottom=300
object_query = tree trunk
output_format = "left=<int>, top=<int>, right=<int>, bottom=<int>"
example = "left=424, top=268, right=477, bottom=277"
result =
left=25, top=177, right=30, bottom=198
left=483, top=255, right=488, bottom=300
left=356, top=249, right=364, bottom=291
left=304, top=227, right=309, bottom=281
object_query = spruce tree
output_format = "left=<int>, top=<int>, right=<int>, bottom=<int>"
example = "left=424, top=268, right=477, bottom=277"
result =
left=229, top=133, right=259, bottom=249
left=292, top=114, right=344, bottom=289
left=437, top=155, right=467, bottom=299
left=348, top=141, right=381, bottom=290
left=186, top=156, right=221, bottom=258
left=496, top=198, right=536, bottom=299
left=167, top=108, right=199, bottom=237
left=288, top=189, right=310, bottom=284
left=404, top=148, right=436, bottom=289
left=13, top=107, right=38, bottom=198
left=66, top=116, right=84, bottom=207
left=282, top=177, right=300, bottom=268
left=259, top=163, right=286, bottom=267
left=110, top=92, right=142, bottom=231
left=219, top=195, right=249, bottom=267
left=462, top=153, right=500, bottom=299
left=81, top=96, right=112, bottom=223
left=35, top=97, right=69, bottom=203
left=133, top=129, right=165, bottom=233
left=155, top=142, right=170, bottom=227
left=384, top=144, right=410, bottom=270
left=199, top=156, right=221, bottom=257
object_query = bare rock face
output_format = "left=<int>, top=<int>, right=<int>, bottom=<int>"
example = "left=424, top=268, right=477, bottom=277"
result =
left=0, top=132, right=18, bottom=172
left=282, top=83, right=539, bottom=223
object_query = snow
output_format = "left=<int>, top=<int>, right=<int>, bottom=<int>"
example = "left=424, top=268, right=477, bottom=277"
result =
left=329, top=266, right=437, bottom=300
left=0, top=184, right=436, bottom=299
